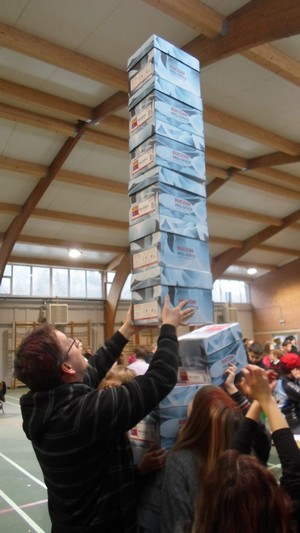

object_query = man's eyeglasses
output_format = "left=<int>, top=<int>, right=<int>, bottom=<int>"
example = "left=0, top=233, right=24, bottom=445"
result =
left=64, top=337, right=80, bottom=358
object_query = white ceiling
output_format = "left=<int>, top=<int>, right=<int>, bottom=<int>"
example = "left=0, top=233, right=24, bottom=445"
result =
left=0, top=0, right=300, bottom=283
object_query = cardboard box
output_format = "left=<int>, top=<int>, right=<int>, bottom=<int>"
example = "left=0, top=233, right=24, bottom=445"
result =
left=131, top=231, right=211, bottom=272
left=132, top=285, right=213, bottom=326
left=131, top=264, right=213, bottom=291
left=178, top=323, right=248, bottom=386
left=129, top=181, right=208, bottom=242
left=129, top=383, right=203, bottom=464
left=128, top=35, right=201, bottom=110
left=129, top=90, right=204, bottom=152
left=130, top=133, right=205, bottom=180
left=130, top=381, right=205, bottom=528
left=178, top=367, right=212, bottom=385
left=127, top=34, right=200, bottom=72
left=159, top=383, right=204, bottom=449
left=129, top=409, right=160, bottom=465
left=128, top=165, right=206, bottom=197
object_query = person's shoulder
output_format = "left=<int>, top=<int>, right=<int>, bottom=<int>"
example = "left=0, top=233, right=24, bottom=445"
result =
left=168, top=448, right=196, bottom=467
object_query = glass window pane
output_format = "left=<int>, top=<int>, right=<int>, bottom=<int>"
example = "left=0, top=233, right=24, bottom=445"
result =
left=87, top=270, right=102, bottom=298
left=0, top=277, right=11, bottom=294
left=12, top=265, right=31, bottom=295
left=70, top=269, right=86, bottom=298
left=4, top=265, right=12, bottom=276
left=213, top=279, right=250, bottom=304
left=107, top=272, right=115, bottom=283
left=106, top=271, right=116, bottom=297
left=32, top=267, right=50, bottom=296
left=212, top=280, right=221, bottom=302
left=120, top=274, right=132, bottom=300
left=53, top=269, right=68, bottom=297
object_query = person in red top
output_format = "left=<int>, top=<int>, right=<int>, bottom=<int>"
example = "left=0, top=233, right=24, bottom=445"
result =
left=279, top=353, right=300, bottom=429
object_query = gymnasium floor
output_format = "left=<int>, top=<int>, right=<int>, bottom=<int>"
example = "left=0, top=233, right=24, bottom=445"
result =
left=0, top=388, right=51, bottom=532
left=0, top=388, right=284, bottom=533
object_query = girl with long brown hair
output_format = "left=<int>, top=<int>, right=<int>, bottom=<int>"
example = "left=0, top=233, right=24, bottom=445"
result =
left=193, top=365, right=299, bottom=533
left=160, top=385, right=244, bottom=533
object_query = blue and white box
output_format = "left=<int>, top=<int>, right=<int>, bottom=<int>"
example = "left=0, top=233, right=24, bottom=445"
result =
left=178, top=323, right=248, bottom=385
left=129, top=182, right=208, bottom=242
left=128, top=35, right=201, bottom=110
left=127, top=34, right=200, bottom=72
left=131, top=265, right=213, bottom=291
left=130, top=134, right=205, bottom=180
left=130, top=382, right=205, bottom=529
left=132, top=285, right=213, bottom=326
left=130, top=232, right=213, bottom=291
left=129, top=409, right=160, bottom=465
left=128, top=165, right=206, bottom=197
left=129, top=91, right=204, bottom=151
left=131, top=232, right=211, bottom=272
left=129, top=383, right=203, bottom=462
left=159, top=384, right=204, bottom=449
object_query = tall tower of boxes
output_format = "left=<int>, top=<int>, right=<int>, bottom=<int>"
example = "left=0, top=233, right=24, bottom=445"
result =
left=127, top=35, right=213, bottom=326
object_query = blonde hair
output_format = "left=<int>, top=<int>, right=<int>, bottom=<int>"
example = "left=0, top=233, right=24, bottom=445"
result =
left=98, top=365, right=136, bottom=389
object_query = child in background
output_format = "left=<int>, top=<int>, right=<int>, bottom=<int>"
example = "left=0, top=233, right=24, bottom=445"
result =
left=247, top=341, right=266, bottom=369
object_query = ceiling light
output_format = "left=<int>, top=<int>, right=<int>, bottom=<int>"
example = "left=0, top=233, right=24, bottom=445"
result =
left=68, top=249, right=82, bottom=258
left=247, top=267, right=257, bottom=275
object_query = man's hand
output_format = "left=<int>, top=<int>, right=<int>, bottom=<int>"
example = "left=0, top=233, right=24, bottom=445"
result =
left=119, top=305, right=137, bottom=340
left=161, top=294, right=194, bottom=328
left=137, top=444, right=167, bottom=475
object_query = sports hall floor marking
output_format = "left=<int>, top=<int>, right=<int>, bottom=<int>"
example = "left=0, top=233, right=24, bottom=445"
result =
left=0, top=452, right=46, bottom=488
left=0, top=498, right=48, bottom=515
left=0, top=490, right=45, bottom=533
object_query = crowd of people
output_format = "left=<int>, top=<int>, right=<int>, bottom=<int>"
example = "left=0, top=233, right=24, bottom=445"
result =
left=13, top=303, right=300, bottom=533
left=243, top=335, right=300, bottom=430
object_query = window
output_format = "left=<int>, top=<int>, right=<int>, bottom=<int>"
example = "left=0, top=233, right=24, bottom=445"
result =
left=53, top=268, right=68, bottom=298
left=213, top=279, right=250, bottom=304
left=2, top=264, right=102, bottom=299
left=0, top=265, right=11, bottom=295
left=12, top=265, right=31, bottom=295
left=70, top=269, right=86, bottom=298
left=87, top=270, right=102, bottom=299
left=105, top=272, right=115, bottom=297
left=120, top=274, right=132, bottom=300
left=32, top=267, right=50, bottom=296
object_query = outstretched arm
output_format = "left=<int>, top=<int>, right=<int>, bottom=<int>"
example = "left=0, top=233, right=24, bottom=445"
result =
left=242, top=364, right=289, bottom=432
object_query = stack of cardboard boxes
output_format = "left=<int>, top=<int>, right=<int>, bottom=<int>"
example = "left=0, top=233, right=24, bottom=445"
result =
left=127, top=35, right=213, bottom=326
left=126, top=38, right=248, bottom=527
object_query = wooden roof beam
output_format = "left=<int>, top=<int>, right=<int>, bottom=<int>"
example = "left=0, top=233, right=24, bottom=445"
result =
left=0, top=202, right=128, bottom=230
left=0, top=120, right=88, bottom=280
left=9, top=255, right=106, bottom=270
left=1, top=233, right=128, bottom=254
left=211, top=208, right=300, bottom=279
left=0, top=78, right=90, bottom=121
left=248, top=151, right=300, bottom=169
left=207, top=202, right=282, bottom=226
left=243, top=43, right=300, bottom=88
left=204, top=104, right=300, bottom=156
left=0, top=102, right=128, bottom=152
left=142, top=0, right=226, bottom=38
left=183, top=0, right=300, bottom=67
left=0, top=22, right=127, bottom=91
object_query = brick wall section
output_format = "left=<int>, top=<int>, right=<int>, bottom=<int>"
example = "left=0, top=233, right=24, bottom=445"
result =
left=250, top=258, right=300, bottom=344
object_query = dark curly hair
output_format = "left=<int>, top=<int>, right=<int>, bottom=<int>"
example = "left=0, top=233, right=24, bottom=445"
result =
left=14, top=324, right=66, bottom=391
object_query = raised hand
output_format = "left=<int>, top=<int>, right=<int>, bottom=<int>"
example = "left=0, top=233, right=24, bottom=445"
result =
left=161, top=294, right=195, bottom=328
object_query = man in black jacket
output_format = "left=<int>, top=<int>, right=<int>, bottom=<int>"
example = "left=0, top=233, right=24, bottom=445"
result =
left=14, top=296, right=193, bottom=533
